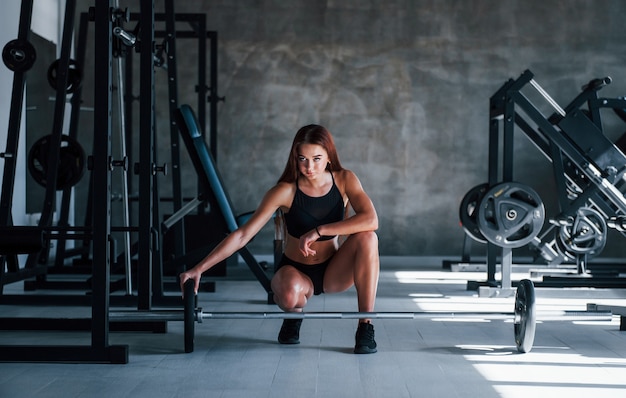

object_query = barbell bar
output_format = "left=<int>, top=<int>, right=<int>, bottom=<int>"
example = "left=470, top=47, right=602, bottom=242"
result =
left=108, top=309, right=610, bottom=322
left=108, top=279, right=612, bottom=355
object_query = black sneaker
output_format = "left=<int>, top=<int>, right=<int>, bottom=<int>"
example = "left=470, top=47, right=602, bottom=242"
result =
left=354, top=322, right=377, bottom=354
left=278, top=319, right=302, bottom=344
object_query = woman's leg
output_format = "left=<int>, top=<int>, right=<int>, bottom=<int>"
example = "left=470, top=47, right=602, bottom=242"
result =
left=324, top=231, right=379, bottom=353
left=271, top=266, right=315, bottom=344
left=271, top=265, right=315, bottom=312
left=323, top=231, right=380, bottom=314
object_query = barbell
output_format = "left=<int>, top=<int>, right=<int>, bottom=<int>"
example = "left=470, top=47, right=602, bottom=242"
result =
left=107, top=279, right=612, bottom=355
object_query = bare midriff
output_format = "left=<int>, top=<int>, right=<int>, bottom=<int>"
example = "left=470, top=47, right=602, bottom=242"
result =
left=283, top=233, right=339, bottom=265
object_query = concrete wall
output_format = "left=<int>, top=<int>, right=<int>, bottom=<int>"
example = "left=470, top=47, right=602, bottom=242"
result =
left=150, top=0, right=626, bottom=258
left=33, top=0, right=626, bottom=259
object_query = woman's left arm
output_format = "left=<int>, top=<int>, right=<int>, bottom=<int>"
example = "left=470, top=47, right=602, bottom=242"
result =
left=318, top=170, right=378, bottom=237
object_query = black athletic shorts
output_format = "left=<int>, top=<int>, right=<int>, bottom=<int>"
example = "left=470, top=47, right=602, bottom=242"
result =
left=276, top=254, right=331, bottom=295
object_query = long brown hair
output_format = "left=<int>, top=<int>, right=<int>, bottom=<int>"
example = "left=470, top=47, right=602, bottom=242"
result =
left=277, top=124, right=344, bottom=183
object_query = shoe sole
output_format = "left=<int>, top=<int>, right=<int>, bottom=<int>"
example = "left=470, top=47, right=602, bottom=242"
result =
left=354, top=346, right=377, bottom=354
left=278, top=339, right=300, bottom=345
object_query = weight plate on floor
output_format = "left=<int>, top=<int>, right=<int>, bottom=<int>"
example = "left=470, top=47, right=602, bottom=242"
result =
left=184, top=280, right=196, bottom=353
left=2, top=39, right=36, bottom=72
left=558, top=207, right=607, bottom=257
left=28, top=134, right=86, bottom=190
left=477, top=182, right=545, bottom=248
left=459, top=183, right=489, bottom=243
left=514, top=279, right=536, bottom=353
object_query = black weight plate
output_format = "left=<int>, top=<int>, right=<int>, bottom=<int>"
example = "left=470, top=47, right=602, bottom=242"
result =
left=477, top=182, right=545, bottom=248
left=184, top=280, right=196, bottom=353
left=2, top=39, right=36, bottom=72
left=514, top=279, right=536, bottom=353
left=47, top=58, right=83, bottom=94
left=27, top=134, right=86, bottom=190
left=558, top=207, right=607, bottom=256
left=459, top=183, right=489, bottom=243
left=554, top=233, right=577, bottom=262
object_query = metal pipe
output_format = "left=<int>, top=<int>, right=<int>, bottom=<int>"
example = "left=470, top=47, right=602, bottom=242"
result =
left=112, top=0, right=133, bottom=297
left=109, top=310, right=184, bottom=322
left=529, top=78, right=566, bottom=117
left=108, top=309, right=612, bottom=322
left=199, top=310, right=611, bottom=322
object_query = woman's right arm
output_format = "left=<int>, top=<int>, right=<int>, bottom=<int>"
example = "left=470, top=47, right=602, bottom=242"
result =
left=179, top=183, right=293, bottom=295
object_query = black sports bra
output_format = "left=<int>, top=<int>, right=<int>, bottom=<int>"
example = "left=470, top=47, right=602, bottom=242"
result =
left=284, top=173, right=344, bottom=241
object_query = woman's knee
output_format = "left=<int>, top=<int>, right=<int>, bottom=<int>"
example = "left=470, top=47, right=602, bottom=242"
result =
left=273, top=288, right=302, bottom=310
left=350, top=231, right=379, bottom=254
left=271, top=268, right=312, bottom=310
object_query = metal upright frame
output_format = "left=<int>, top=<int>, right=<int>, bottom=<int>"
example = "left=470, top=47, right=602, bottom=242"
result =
left=0, top=0, right=35, bottom=290
left=0, top=1, right=128, bottom=363
left=135, top=0, right=157, bottom=311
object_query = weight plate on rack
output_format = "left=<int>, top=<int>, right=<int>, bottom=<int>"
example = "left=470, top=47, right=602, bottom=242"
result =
left=477, top=182, right=545, bottom=249
left=459, top=183, right=489, bottom=243
left=514, top=279, right=536, bottom=353
left=558, top=206, right=607, bottom=257
left=47, top=58, right=83, bottom=94
left=2, top=39, right=36, bottom=72
left=28, top=134, right=86, bottom=190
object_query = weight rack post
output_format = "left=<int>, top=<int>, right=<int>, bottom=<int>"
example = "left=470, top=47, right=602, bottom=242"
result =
left=0, top=0, right=35, bottom=287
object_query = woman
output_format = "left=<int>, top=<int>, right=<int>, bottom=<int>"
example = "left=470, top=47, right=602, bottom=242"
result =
left=179, top=124, right=380, bottom=354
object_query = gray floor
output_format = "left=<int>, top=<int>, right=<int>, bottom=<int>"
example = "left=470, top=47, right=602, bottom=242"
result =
left=1, top=257, right=626, bottom=398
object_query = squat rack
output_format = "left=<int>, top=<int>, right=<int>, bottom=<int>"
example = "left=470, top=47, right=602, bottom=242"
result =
left=0, top=0, right=129, bottom=363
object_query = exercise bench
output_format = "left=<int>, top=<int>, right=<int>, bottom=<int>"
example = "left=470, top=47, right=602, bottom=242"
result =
left=173, top=104, right=273, bottom=302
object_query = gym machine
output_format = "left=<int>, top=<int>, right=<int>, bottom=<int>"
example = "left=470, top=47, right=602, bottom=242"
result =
left=458, top=70, right=626, bottom=293
left=1, top=3, right=222, bottom=305
left=0, top=0, right=130, bottom=363
left=0, top=0, right=242, bottom=362
left=174, top=104, right=274, bottom=302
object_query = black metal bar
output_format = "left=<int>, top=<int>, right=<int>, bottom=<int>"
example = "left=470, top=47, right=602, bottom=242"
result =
left=26, top=0, right=77, bottom=268
left=503, top=88, right=515, bottom=182
left=197, top=16, right=209, bottom=157
left=0, top=293, right=183, bottom=307
left=208, top=31, right=218, bottom=159
left=54, top=10, right=90, bottom=270
left=0, top=0, right=34, bottom=287
left=161, top=0, right=185, bottom=286
left=486, top=94, right=500, bottom=283
left=0, top=317, right=167, bottom=333
left=92, top=0, right=120, bottom=357
left=0, top=346, right=128, bottom=364
left=137, top=0, right=156, bottom=310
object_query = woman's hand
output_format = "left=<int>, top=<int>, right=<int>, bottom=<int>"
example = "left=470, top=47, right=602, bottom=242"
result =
left=299, top=229, right=319, bottom=258
left=179, top=268, right=201, bottom=298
